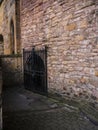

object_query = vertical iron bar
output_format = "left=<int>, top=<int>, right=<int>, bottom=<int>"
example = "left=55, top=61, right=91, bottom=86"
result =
left=23, top=49, right=25, bottom=88
left=45, top=46, right=48, bottom=95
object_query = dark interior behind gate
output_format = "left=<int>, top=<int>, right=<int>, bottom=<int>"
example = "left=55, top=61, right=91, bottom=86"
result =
left=23, top=46, right=47, bottom=95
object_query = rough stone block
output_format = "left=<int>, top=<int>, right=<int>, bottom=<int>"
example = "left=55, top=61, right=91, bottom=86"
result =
left=79, top=20, right=88, bottom=28
left=66, top=23, right=76, bottom=31
left=75, top=35, right=84, bottom=41
left=95, top=71, right=98, bottom=77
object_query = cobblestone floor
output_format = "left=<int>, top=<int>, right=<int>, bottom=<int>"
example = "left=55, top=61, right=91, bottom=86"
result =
left=3, top=87, right=98, bottom=130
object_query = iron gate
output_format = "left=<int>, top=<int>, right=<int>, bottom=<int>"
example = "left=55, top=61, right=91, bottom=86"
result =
left=23, top=46, right=47, bottom=95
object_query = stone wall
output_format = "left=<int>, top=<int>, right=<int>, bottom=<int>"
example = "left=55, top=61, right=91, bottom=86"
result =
left=0, top=0, right=22, bottom=89
left=0, top=0, right=21, bottom=55
left=16, top=0, right=21, bottom=54
left=3, top=0, right=16, bottom=54
left=20, top=0, right=98, bottom=102
left=1, top=55, right=23, bottom=87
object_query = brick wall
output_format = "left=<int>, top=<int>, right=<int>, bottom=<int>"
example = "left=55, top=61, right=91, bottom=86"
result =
left=21, top=0, right=98, bottom=101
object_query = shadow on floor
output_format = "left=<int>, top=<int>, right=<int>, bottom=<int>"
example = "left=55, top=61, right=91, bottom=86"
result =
left=3, top=86, right=98, bottom=130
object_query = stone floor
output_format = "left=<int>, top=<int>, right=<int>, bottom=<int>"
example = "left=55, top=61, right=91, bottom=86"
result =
left=3, top=86, right=98, bottom=130
left=0, top=108, right=2, bottom=130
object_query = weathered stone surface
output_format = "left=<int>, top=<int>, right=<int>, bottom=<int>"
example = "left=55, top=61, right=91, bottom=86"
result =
left=66, top=23, right=76, bottom=31
left=0, top=1, right=3, bottom=33
left=79, top=20, right=88, bottom=28
left=0, top=0, right=21, bottom=55
left=1, top=56, right=23, bottom=86
left=95, top=71, right=98, bottom=77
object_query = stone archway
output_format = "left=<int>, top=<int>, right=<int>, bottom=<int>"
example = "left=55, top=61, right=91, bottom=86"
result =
left=0, top=34, right=4, bottom=55
left=10, top=19, right=15, bottom=54
left=0, top=34, right=3, bottom=43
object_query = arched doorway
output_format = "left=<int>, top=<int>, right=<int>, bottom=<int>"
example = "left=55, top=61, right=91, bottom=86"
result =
left=23, top=47, right=47, bottom=95
left=10, top=20, right=15, bottom=54
left=0, top=34, right=3, bottom=43
left=0, top=34, right=4, bottom=55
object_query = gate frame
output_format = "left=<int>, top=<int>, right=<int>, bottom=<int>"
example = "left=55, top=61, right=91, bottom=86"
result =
left=23, top=45, right=48, bottom=96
